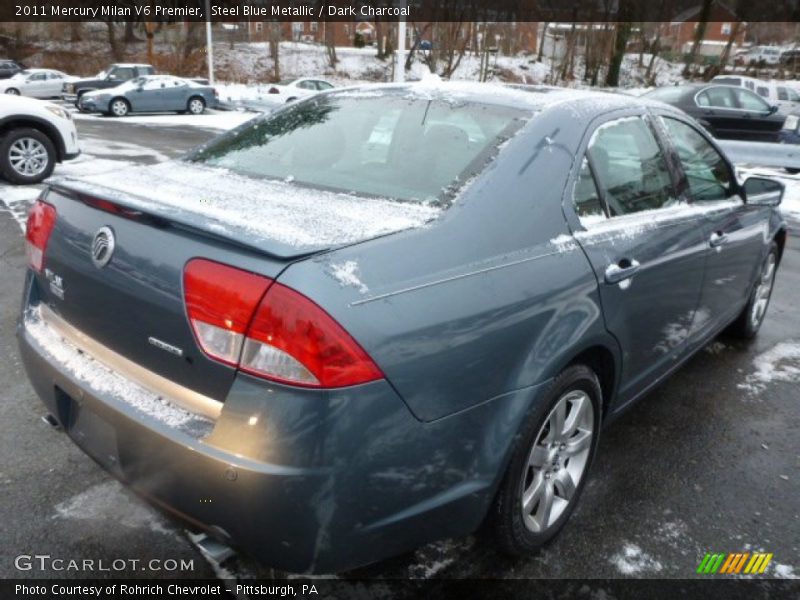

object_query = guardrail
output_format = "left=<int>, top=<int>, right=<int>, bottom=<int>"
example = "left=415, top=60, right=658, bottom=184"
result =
left=718, top=140, right=800, bottom=171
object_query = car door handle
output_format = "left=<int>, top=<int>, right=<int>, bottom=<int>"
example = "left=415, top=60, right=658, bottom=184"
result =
left=604, top=259, right=640, bottom=284
left=709, top=231, right=728, bottom=247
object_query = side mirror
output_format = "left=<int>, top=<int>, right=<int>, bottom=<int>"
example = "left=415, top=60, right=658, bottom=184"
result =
left=743, top=176, right=783, bottom=206
left=769, top=105, right=779, bottom=114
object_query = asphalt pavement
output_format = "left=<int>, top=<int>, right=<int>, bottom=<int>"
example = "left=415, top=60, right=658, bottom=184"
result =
left=0, top=116, right=797, bottom=586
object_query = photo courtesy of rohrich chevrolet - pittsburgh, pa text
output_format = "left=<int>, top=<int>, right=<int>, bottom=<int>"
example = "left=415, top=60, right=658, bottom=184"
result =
left=0, top=0, right=798, bottom=598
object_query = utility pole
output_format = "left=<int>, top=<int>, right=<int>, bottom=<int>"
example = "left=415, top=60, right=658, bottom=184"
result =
left=205, top=0, right=215, bottom=84
left=395, top=1, right=406, bottom=82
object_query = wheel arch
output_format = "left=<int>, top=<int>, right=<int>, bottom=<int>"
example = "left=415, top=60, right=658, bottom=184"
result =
left=0, top=116, right=65, bottom=161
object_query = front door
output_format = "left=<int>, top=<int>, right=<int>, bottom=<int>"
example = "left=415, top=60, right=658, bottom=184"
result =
left=658, top=115, right=768, bottom=335
left=570, top=114, right=708, bottom=405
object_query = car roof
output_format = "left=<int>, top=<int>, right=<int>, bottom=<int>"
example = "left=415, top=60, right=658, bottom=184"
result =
left=336, top=81, right=661, bottom=116
left=111, top=63, right=152, bottom=68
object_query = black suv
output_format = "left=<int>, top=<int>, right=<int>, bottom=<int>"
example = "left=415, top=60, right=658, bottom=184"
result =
left=62, top=63, right=155, bottom=105
left=0, top=60, right=25, bottom=79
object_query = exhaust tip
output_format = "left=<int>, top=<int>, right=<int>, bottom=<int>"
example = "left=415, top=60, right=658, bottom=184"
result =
left=41, top=413, right=63, bottom=431
left=187, top=531, right=236, bottom=564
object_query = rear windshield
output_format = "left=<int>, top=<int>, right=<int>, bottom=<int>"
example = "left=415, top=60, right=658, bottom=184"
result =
left=189, top=92, right=529, bottom=205
left=714, top=77, right=740, bottom=86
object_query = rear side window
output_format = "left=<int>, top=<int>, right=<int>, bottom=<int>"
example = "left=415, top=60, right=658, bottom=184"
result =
left=778, top=87, right=789, bottom=101
left=586, top=117, right=676, bottom=216
left=660, top=117, right=734, bottom=203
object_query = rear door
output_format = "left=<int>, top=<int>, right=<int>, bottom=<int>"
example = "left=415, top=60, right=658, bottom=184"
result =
left=656, top=114, right=768, bottom=334
left=569, top=113, right=708, bottom=405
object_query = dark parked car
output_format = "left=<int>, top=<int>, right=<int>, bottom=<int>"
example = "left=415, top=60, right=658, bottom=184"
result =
left=78, top=75, right=218, bottom=116
left=0, top=59, right=25, bottom=79
left=62, top=63, right=155, bottom=105
left=644, top=83, right=790, bottom=142
left=18, top=85, right=786, bottom=573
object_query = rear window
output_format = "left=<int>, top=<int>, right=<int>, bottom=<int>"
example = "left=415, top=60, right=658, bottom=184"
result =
left=714, top=77, right=740, bottom=86
left=190, top=92, right=529, bottom=205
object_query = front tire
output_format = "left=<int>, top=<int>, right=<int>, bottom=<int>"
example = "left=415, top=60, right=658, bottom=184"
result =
left=728, top=242, right=779, bottom=339
left=488, top=364, right=602, bottom=555
left=5, top=88, right=20, bottom=95
left=0, top=127, right=56, bottom=185
left=109, top=98, right=130, bottom=117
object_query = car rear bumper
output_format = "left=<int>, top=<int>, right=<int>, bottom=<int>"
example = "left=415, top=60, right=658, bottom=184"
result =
left=17, top=280, right=547, bottom=572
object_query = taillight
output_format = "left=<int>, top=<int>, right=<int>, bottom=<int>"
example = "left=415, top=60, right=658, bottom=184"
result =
left=25, top=200, right=57, bottom=272
left=183, top=259, right=383, bottom=388
left=241, top=282, right=383, bottom=388
left=184, top=259, right=271, bottom=366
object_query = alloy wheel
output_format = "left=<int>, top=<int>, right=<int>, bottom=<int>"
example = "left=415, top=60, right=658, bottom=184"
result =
left=189, top=98, right=204, bottom=114
left=520, top=389, right=594, bottom=533
left=111, top=100, right=128, bottom=116
left=750, top=252, right=776, bottom=329
left=8, top=137, right=49, bottom=177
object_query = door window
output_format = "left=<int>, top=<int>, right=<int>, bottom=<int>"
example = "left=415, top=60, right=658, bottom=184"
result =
left=778, top=87, right=789, bottom=101
left=661, top=117, right=734, bottom=203
left=697, top=87, right=735, bottom=108
left=733, top=87, right=771, bottom=111
left=297, top=80, right=316, bottom=90
left=28, top=72, right=46, bottom=81
left=586, top=117, right=677, bottom=217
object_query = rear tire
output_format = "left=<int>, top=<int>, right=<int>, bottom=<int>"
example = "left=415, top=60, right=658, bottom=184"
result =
left=0, top=127, right=56, bottom=185
left=5, top=88, right=20, bottom=95
left=488, top=364, right=602, bottom=556
left=187, top=96, right=206, bottom=115
left=109, top=98, right=130, bottom=117
left=728, top=242, right=779, bottom=339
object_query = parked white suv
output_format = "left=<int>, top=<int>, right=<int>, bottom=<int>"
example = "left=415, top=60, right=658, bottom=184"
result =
left=0, top=95, right=79, bottom=184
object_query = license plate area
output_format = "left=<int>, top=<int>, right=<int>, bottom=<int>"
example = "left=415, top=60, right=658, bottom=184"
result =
left=57, top=387, right=122, bottom=478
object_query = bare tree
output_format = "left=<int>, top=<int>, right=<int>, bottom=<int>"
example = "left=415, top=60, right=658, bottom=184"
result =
left=324, top=22, right=337, bottom=69
left=104, top=21, right=124, bottom=61
left=269, top=22, right=282, bottom=81
left=606, top=21, right=632, bottom=87
left=683, top=0, right=713, bottom=78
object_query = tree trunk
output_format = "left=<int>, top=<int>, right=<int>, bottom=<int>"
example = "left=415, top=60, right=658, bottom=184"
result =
left=270, top=22, right=282, bottom=81
left=69, top=22, right=83, bottom=42
left=538, top=22, right=549, bottom=61
left=144, top=22, right=155, bottom=66
left=719, top=21, right=742, bottom=70
left=375, top=19, right=384, bottom=59
left=606, top=22, right=631, bottom=87
left=124, top=21, right=139, bottom=43
left=105, top=22, right=124, bottom=61
left=645, top=34, right=661, bottom=85
left=683, top=0, right=713, bottom=78
left=325, top=22, right=337, bottom=69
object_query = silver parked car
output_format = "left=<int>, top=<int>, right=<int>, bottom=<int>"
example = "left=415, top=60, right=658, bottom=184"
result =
left=0, top=69, right=77, bottom=98
left=78, top=75, right=218, bottom=117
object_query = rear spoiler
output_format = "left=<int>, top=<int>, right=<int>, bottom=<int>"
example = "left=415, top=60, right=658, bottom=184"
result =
left=46, top=182, right=325, bottom=262
left=718, top=140, right=800, bottom=171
